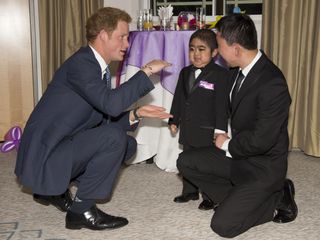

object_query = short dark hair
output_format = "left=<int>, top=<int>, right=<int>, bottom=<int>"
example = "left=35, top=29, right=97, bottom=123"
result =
left=86, top=7, right=132, bottom=42
left=189, top=29, right=217, bottom=52
left=215, top=14, right=257, bottom=50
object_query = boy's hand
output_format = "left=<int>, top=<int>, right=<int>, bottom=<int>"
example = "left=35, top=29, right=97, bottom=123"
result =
left=169, top=124, right=178, bottom=134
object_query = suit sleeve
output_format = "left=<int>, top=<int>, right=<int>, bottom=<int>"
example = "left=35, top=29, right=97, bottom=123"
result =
left=214, top=70, right=230, bottom=132
left=67, top=56, right=154, bottom=117
left=229, top=77, right=291, bottom=159
left=168, top=70, right=185, bottom=127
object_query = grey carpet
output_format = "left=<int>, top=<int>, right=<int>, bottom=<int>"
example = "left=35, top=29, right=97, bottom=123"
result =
left=0, top=150, right=319, bottom=240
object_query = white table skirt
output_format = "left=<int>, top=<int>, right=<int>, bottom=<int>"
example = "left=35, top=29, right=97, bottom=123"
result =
left=120, top=66, right=182, bottom=172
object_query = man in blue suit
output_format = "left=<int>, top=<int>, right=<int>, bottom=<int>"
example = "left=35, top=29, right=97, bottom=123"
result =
left=15, top=7, right=171, bottom=230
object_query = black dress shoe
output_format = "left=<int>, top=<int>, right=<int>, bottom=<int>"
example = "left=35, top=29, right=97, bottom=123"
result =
left=65, top=205, right=128, bottom=230
left=33, top=190, right=73, bottom=212
left=173, top=193, right=199, bottom=203
left=198, top=199, right=214, bottom=210
left=273, top=179, right=298, bottom=223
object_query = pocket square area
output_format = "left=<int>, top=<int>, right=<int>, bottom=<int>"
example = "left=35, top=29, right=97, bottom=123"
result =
left=199, top=81, right=214, bottom=90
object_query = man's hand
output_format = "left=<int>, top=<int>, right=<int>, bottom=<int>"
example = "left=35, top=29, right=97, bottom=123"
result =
left=141, top=59, right=172, bottom=76
left=215, top=133, right=229, bottom=149
left=130, top=105, right=173, bottom=121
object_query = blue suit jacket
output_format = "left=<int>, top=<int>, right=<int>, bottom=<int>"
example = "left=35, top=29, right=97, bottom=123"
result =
left=15, top=46, right=154, bottom=194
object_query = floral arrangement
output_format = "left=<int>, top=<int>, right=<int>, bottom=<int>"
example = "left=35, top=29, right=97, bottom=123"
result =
left=177, top=12, right=196, bottom=30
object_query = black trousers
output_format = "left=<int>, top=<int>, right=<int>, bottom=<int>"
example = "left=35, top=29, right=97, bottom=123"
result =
left=177, top=146, right=281, bottom=238
left=50, top=123, right=136, bottom=200
left=180, top=144, right=210, bottom=201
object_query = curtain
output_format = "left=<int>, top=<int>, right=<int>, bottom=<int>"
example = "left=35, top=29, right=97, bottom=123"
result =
left=38, top=0, right=103, bottom=92
left=0, top=0, right=34, bottom=138
left=261, top=0, right=320, bottom=157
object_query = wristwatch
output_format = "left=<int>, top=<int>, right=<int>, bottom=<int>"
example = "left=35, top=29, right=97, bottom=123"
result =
left=133, top=107, right=142, bottom=121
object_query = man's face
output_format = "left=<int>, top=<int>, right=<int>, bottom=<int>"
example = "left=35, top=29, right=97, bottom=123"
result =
left=104, top=20, right=129, bottom=63
left=216, top=32, right=237, bottom=67
left=189, top=38, right=215, bottom=68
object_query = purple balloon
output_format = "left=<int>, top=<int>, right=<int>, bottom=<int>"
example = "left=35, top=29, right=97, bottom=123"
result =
left=1, top=126, right=22, bottom=153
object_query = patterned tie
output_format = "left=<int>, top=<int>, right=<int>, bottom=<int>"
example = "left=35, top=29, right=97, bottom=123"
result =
left=104, top=67, right=112, bottom=123
left=231, top=70, right=244, bottom=102
left=104, top=66, right=112, bottom=89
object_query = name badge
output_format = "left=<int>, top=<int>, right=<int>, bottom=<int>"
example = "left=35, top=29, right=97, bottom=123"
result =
left=199, top=80, right=214, bottom=90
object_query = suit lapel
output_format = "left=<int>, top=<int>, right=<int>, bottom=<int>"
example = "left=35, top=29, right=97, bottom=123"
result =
left=182, top=66, right=193, bottom=95
left=231, top=54, right=268, bottom=113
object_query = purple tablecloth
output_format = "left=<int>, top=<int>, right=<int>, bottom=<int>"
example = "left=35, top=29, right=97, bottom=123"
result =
left=120, top=30, right=227, bottom=94
left=121, top=30, right=193, bottom=94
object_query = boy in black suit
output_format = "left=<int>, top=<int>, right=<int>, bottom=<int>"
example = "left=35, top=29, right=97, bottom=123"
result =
left=169, top=29, right=229, bottom=210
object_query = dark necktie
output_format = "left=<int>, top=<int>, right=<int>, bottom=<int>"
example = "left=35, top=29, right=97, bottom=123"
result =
left=231, top=70, right=244, bottom=102
left=104, top=66, right=111, bottom=89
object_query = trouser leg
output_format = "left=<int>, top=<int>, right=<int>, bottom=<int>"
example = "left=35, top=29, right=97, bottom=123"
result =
left=71, top=123, right=128, bottom=200
left=211, top=182, right=281, bottom=238
left=177, top=146, right=232, bottom=203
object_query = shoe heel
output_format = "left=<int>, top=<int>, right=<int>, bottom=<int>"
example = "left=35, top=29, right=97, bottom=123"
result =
left=65, top=223, right=82, bottom=230
left=33, top=195, right=50, bottom=206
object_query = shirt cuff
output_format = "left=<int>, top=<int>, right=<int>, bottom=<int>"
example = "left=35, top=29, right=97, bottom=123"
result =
left=214, top=129, right=226, bottom=134
left=221, top=139, right=232, bottom=158
left=129, top=119, right=139, bottom=125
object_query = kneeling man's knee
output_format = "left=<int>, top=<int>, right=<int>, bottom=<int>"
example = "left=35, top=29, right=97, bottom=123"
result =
left=211, top=215, right=240, bottom=238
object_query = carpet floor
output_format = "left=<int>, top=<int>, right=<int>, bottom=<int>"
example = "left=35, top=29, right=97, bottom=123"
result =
left=0, top=150, right=319, bottom=240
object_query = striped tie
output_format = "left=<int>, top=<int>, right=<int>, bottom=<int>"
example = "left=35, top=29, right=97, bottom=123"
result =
left=104, top=66, right=111, bottom=89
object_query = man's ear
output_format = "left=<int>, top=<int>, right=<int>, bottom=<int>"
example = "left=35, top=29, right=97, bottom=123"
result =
left=99, top=29, right=109, bottom=42
left=234, top=43, right=242, bottom=57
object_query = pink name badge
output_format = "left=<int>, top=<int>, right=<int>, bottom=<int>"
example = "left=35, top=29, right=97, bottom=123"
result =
left=199, top=80, right=214, bottom=90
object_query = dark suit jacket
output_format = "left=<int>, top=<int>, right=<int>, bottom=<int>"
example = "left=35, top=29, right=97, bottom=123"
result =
left=169, top=60, right=230, bottom=147
left=228, top=51, right=291, bottom=188
left=15, top=46, right=154, bottom=195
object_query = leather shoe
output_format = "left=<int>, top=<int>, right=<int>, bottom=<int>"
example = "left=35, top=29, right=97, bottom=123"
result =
left=273, top=179, right=298, bottom=223
left=198, top=199, right=214, bottom=210
left=173, top=193, right=199, bottom=203
left=33, top=190, right=73, bottom=212
left=65, top=205, right=128, bottom=230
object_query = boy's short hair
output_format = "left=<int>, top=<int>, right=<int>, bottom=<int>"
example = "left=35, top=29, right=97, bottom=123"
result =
left=189, top=29, right=217, bottom=51
left=86, top=7, right=132, bottom=42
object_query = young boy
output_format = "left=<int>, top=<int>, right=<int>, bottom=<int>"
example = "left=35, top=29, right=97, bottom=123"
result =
left=169, top=29, right=229, bottom=210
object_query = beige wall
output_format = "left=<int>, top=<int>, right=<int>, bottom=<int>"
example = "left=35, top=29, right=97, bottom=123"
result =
left=0, top=0, right=34, bottom=138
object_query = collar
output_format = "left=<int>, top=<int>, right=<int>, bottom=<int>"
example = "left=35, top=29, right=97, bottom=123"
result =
left=89, top=45, right=108, bottom=76
left=240, top=50, right=262, bottom=77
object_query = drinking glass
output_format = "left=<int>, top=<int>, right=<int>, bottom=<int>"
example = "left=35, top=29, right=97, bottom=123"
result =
left=196, top=7, right=206, bottom=29
left=137, top=9, right=144, bottom=31
left=143, top=9, right=153, bottom=31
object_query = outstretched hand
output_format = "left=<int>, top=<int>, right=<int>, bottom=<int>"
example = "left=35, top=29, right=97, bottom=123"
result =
left=141, top=59, right=172, bottom=76
left=131, top=105, right=173, bottom=121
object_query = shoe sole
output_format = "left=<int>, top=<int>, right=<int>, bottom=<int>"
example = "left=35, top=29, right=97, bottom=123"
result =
left=174, top=196, right=199, bottom=203
left=65, top=221, right=128, bottom=230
